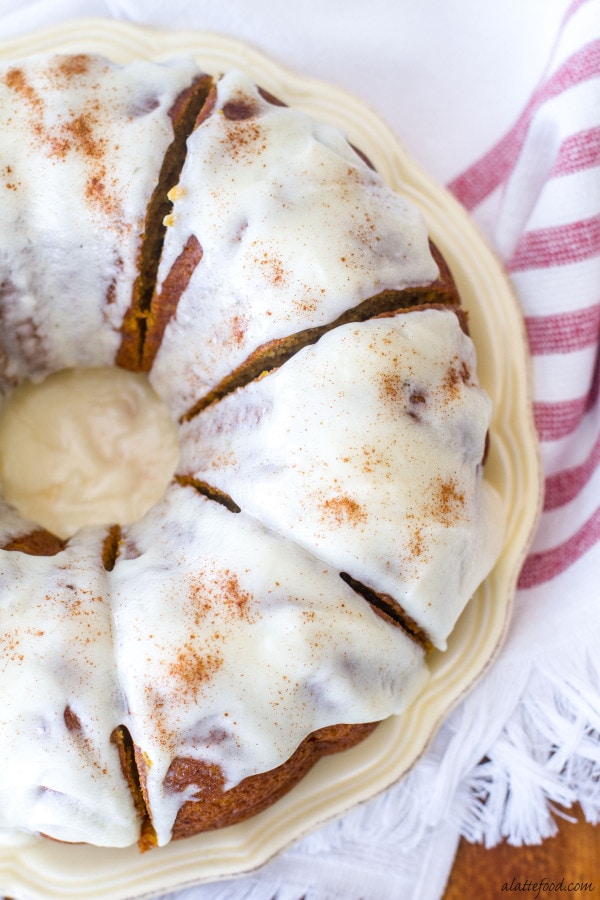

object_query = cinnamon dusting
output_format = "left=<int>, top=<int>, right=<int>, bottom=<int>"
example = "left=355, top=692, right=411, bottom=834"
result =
left=320, top=495, right=367, bottom=527
left=442, top=356, right=473, bottom=400
left=427, top=477, right=465, bottom=527
left=167, top=644, right=223, bottom=698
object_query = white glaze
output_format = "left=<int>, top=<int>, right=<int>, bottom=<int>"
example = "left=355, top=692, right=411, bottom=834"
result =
left=150, top=70, right=439, bottom=416
left=0, top=529, right=138, bottom=847
left=111, top=483, right=428, bottom=846
left=0, top=53, right=200, bottom=392
left=179, top=310, right=504, bottom=650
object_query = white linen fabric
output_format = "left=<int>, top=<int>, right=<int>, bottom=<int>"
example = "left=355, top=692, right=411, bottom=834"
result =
left=1, top=1, right=599, bottom=898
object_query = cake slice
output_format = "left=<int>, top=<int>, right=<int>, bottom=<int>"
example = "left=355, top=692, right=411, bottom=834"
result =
left=109, top=482, right=428, bottom=846
left=178, top=308, right=504, bottom=651
left=0, top=53, right=207, bottom=390
left=144, top=70, right=458, bottom=419
left=0, top=528, right=139, bottom=847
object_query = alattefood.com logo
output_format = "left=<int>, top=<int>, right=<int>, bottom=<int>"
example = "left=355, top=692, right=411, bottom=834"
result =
left=501, top=876, right=596, bottom=898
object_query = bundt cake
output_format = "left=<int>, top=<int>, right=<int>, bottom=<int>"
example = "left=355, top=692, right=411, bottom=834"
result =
left=0, top=54, right=504, bottom=850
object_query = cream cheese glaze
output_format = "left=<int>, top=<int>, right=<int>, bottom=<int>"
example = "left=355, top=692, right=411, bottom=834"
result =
left=0, top=53, right=200, bottom=391
left=111, top=483, right=429, bottom=847
left=179, top=309, right=504, bottom=650
left=150, top=70, right=440, bottom=416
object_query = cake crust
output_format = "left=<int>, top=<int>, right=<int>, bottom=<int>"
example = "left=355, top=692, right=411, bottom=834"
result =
left=166, top=722, right=377, bottom=840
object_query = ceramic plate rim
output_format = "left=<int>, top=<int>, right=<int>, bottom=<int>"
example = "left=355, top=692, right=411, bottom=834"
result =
left=0, top=20, right=543, bottom=900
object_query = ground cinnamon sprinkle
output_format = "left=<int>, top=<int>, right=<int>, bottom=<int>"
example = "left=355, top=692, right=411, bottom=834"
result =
left=164, top=567, right=258, bottom=702
left=85, top=168, right=120, bottom=218
left=443, top=356, right=473, bottom=400
left=428, top=477, right=465, bottom=526
left=380, top=372, right=404, bottom=403
left=221, top=117, right=265, bottom=161
left=0, top=627, right=24, bottom=663
left=4, top=62, right=122, bottom=220
left=5, top=67, right=47, bottom=147
left=256, top=251, right=287, bottom=287
left=401, top=477, right=465, bottom=568
left=321, top=495, right=367, bottom=526
left=66, top=112, right=106, bottom=159
left=168, top=644, right=223, bottom=699
left=4, top=67, right=40, bottom=107
left=408, top=522, right=426, bottom=559
left=230, top=314, right=247, bottom=345
left=56, top=55, right=90, bottom=79
left=219, top=571, right=253, bottom=619
left=187, top=568, right=256, bottom=626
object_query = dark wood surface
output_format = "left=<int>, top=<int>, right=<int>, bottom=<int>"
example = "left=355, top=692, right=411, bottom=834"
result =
left=444, top=806, right=600, bottom=899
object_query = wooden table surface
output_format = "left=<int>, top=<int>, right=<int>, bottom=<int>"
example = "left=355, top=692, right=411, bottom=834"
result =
left=444, top=806, right=600, bottom=899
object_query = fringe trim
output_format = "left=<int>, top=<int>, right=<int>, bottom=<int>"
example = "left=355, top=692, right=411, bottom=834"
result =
left=297, top=643, right=600, bottom=855
left=455, top=653, right=600, bottom=847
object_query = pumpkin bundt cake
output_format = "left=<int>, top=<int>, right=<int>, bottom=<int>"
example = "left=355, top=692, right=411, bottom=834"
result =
left=0, top=56, right=503, bottom=850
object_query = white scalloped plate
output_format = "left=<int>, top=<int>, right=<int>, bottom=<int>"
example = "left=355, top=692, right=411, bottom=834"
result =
left=0, top=20, right=542, bottom=900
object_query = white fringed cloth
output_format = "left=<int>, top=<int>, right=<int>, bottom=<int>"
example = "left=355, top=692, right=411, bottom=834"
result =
left=1, top=1, right=599, bottom=898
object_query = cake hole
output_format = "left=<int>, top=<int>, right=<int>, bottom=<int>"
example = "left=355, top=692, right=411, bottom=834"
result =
left=0, top=367, right=179, bottom=540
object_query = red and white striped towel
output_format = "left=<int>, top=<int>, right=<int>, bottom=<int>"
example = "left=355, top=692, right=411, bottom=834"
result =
left=451, top=0, right=600, bottom=596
